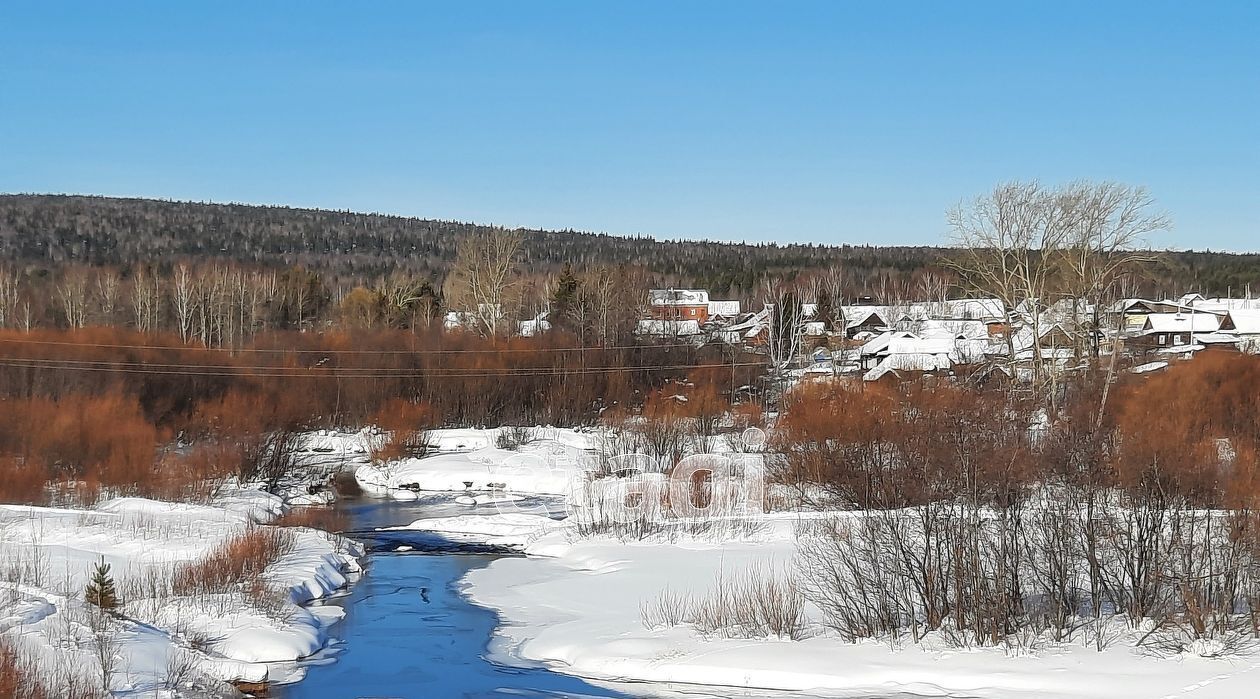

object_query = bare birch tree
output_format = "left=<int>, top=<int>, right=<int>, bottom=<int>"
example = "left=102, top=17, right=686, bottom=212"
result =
left=450, top=230, right=523, bottom=337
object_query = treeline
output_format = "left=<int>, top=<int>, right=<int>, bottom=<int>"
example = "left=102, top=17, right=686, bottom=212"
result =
left=0, top=260, right=648, bottom=345
left=0, top=194, right=980, bottom=299
left=776, top=353, right=1260, bottom=653
left=3, top=194, right=1259, bottom=298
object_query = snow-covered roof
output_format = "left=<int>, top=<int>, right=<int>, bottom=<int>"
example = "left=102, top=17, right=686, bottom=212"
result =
left=914, top=318, right=991, bottom=340
left=518, top=312, right=552, bottom=337
left=1138, top=313, right=1222, bottom=334
left=1192, top=332, right=1239, bottom=345
left=843, top=308, right=890, bottom=329
left=952, top=338, right=997, bottom=364
left=648, top=289, right=710, bottom=306
left=1157, top=343, right=1205, bottom=355
left=860, top=331, right=955, bottom=357
left=1130, top=361, right=1169, bottom=374
left=1010, top=323, right=1074, bottom=353
left=1188, top=298, right=1260, bottom=313
left=707, top=300, right=741, bottom=316
left=1224, top=310, right=1260, bottom=335
left=862, top=353, right=953, bottom=381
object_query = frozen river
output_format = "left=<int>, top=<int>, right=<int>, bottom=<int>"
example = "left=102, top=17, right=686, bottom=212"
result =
left=278, top=496, right=628, bottom=698
left=278, top=495, right=933, bottom=699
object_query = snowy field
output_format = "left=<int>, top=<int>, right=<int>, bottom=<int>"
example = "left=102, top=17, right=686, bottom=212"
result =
left=360, top=427, right=1260, bottom=699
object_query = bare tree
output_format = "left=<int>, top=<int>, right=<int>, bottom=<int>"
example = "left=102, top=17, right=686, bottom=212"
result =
left=761, top=278, right=802, bottom=401
left=0, top=266, right=21, bottom=329
left=93, top=268, right=121, bottom=326
left=449, top=230, right=523, bottom=336
left=56, top=268, right=90, bottom=329
left=1056, top=182, right=1167, bottom=360
left=131, top=268, right=161, bottom=333
left=171, top=263, right=197, bottom=343
left=946, top=182, right=1074, bottom=388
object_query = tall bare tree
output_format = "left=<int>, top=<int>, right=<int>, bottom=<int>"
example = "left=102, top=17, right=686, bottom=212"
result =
left=946, top=182, right=1075, bottom=387
left=449, top=230, right=523, bottom=337
left=1056, top=182, right=1167, bottom=360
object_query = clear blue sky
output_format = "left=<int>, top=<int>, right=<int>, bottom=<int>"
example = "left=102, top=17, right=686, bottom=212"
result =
left=2, top=1, right=1257, bottom=249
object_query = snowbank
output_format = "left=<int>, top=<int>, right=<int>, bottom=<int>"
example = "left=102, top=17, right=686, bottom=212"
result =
left=387, top=513, right=563, bottom=549
left=356, top=428, right=598, bottom=497
left=460, top=513, right=1260, bottom=699
left=0, top=491, right=361, bottom=692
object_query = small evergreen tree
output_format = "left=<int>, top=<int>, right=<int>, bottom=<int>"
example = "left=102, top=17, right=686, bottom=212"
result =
left=85, top=556, right=118, bottom=611
left=550, top=263, right=581, bottom=332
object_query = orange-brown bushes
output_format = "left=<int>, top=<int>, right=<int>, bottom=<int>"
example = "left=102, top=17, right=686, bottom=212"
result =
left=370, top=398, right=440, bottom=461
left=0, top=392, right=165, bottom=503
left=0, top=636, right=48, bottom=699
left=274, top=506, right=349, bottom=532
left=774, top=380, right=1034, bottom=508
left=1112, top=353, right=1260, bottom=506
left=0, top=326, right=750, bottom=431
left=172, top=527, right=296, bottom=597
left=0, top=456, right=50, bottom=505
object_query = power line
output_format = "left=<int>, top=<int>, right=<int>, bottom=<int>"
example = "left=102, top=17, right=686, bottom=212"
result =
left=0, top=336, right=716, bottom=355
left=0, top=357, right=765, bottom=379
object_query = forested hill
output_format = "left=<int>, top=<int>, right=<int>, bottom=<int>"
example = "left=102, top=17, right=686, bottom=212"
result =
left=1, top=193, right=1258, bottom=296
left=0, top=194, right=944, bottom=292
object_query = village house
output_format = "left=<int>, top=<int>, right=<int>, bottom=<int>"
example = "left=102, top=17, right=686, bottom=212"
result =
left=648, top=289, right=711, bottom=323
left=858, top=331, right=957, bottom=381
left=1127, top=312, right=1224, bottom=353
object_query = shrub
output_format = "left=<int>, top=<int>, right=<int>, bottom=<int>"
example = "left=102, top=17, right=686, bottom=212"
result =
left=640, top=565, right=804, bottom=640
left=495, top=425, right=534, bottom=450
left=172, top=527, right=296, bottom=597
left=274, top=506, right=348, bottom=533
left=0, top=456, right=49, bottom=505
left=0, top=636, right=50, bottom=699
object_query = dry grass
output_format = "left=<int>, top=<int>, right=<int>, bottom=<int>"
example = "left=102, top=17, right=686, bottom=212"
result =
left=172, top=527, right=296, bottom=596
left=639, top=587, right=691, bottom=629
left=641, top=565, right=805, bottom=640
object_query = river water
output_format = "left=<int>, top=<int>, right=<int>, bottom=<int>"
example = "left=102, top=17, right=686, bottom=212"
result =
left=278, top=495, right=629, bottom=698
left=278, top=495, right=917, bottom=699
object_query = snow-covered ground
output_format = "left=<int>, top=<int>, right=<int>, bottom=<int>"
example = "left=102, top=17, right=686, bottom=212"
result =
left=0, top=487, right=361, bottom=694
left=369, top=428, right=1260, bottom=699
left=355, top=427, right=601, bottom=498
left=454, top=513, right=1260, bottom=699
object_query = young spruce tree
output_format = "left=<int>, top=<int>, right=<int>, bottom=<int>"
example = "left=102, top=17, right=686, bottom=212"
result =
left=85, top=556, right=118, bottom=611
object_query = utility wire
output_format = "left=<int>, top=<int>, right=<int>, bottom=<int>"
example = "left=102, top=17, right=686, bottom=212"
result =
left=0, top=357, right=765, bottom=379
left=0, top=336, right=715, bottom=355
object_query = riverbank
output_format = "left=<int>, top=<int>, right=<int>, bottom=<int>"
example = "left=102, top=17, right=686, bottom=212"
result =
left=0, top=486, right=361, bottom=694
left=345, top=427, right=1260, bottom=699
left=456, top=513, right=1260, bottom=699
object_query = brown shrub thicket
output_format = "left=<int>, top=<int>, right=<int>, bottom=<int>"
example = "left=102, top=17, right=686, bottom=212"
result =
left=0, top=636, right=47, bottom=699
left=786, top=355, right=1260, bottom=652
left=371, top=398, right=440, bottom=461
left=275, top=506, right=349, bottom=533
left=172, top=527, right=296, bottom=597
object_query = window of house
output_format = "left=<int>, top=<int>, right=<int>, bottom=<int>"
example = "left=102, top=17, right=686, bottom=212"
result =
left=1173, top=334, right=1184, bottom=346
left=1157, top=333, right=1166, bottom=344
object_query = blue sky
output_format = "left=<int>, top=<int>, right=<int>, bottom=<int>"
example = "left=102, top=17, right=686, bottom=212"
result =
left=1, top=1, right=1257, bottom=249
